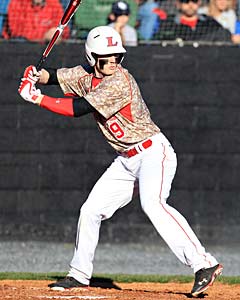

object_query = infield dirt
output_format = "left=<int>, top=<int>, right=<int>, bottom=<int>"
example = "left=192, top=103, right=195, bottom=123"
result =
left=0, top=280, right=240, bottom=300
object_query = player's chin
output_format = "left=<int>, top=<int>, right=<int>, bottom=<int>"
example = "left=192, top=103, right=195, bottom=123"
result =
left=102, top=68, right=117, bottom=76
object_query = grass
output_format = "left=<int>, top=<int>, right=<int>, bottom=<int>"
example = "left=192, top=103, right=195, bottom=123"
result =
left=0, top=272, right=239, bottom=284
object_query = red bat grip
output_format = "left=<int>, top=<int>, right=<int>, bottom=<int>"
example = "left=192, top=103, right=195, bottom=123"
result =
left=36, top=28, right=63, bottom=70
left=42, top=28, right=63, bottom=57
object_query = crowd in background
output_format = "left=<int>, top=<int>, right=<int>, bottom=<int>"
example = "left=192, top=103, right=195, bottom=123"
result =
left=1, top=0, right=240, bottom=45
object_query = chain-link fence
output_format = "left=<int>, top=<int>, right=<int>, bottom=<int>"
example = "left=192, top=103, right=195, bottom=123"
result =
left=1, top=0, right=240, bottom=46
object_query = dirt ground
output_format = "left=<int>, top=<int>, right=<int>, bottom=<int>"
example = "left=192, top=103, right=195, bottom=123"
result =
left=0, top=280, right=240, bottom=300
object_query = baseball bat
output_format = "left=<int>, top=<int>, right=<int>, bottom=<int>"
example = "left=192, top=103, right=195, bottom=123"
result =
left=36, top=0, right=82, bottom=70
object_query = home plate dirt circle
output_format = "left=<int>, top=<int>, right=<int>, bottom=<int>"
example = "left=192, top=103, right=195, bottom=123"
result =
left=0, top=280, right=240, bottom=300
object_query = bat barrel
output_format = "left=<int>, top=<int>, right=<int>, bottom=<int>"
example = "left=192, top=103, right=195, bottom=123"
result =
left=61, top=0, right=82, bottom=25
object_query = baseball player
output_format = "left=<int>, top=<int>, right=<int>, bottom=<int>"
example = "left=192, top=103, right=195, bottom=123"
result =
left=18, top=26, right=222, bottom=296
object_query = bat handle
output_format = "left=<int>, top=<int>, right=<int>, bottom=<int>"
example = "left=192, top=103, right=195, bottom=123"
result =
left=35, top=0, right=82, bottom=71
left=36, top=56, right=46, bottom=71
left=36, top=26, right=64, bottom=71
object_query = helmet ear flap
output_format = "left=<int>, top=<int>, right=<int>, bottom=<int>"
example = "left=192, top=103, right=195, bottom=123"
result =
left=85, top=44, right=96, bottom=66
left=91, top=53, right=98, bottom=65
left=85, top=53, right=94, bottom=65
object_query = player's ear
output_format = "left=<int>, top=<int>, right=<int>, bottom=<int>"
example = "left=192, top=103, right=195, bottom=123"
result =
left=108, top=13, right=116, bottom=22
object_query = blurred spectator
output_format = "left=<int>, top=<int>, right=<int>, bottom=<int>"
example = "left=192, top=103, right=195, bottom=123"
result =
left=198, top=0, right=240, bottom=43
left=198, top=0, right=236, bottom=33
left=236, top=0, right=240, bottom=21
left=156, top=0, right=232, bottom=41
left=3, top=0, right=70, bottom=43
left=135, top=0, right=167, bottom=40
left=60, top=0, right=69, bottom=9
left=236, top=18, right=240, bottom=34
left=107, top=1, right=138, bottom=46
left=0, top=0, right=10, bottom=37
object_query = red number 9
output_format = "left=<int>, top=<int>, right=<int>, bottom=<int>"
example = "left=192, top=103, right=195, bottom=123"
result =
left=109, top=122, right=124, bottom=138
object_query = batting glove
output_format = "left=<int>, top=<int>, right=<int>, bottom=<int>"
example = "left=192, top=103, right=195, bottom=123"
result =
left=18, top=77, right=43, bottom=105
left=23, top=65, right=42, bottom=84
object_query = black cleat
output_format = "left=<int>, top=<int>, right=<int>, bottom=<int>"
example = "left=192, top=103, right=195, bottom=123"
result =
left=48, top=276, right=89, bottom=291
left=191, top=264, right=223, bottom=297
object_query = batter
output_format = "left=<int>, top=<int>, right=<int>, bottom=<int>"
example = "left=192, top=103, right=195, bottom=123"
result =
left=18, top=26, right=222, bottom=297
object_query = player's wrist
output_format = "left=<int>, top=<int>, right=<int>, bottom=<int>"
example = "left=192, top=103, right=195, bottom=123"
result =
left=38, top=69, right=50, bottom=84
left=36, top=94, right=44, bottom=105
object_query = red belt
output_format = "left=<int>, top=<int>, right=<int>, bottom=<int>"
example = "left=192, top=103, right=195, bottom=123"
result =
left=121, top=138, right=153, bottom=158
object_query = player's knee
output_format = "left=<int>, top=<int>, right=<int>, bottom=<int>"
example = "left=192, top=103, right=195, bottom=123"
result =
left=141, top=199, right=156, bottom=216
left=80, top=205, right=95, bottom=218
left=80, top=204, right=103, bottom=222
left=141, top=196, right=167, bottom=216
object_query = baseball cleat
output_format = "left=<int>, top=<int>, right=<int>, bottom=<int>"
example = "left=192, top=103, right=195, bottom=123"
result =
left=191, top=264, right=223, bottom=297
left=48, top=276, right=89, bottom=291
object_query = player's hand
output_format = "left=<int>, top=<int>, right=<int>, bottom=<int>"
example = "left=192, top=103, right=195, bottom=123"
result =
left=23, top=65, right=42, bottom=84
left=18, top=77, right=43, bottom=104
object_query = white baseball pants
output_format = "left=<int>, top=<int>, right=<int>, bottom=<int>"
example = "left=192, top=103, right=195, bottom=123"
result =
left=68, top=133, right=218, bottom=285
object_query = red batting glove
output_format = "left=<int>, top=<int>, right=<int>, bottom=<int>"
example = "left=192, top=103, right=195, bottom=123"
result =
left=23, top=65, right=42, bottom=84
